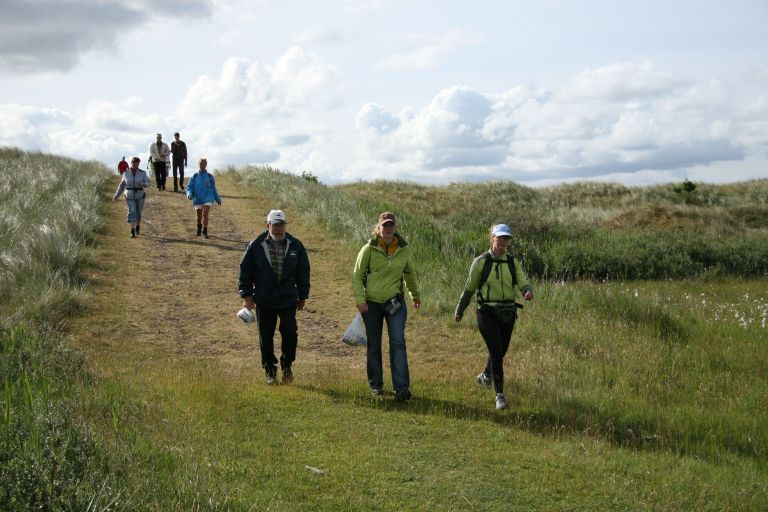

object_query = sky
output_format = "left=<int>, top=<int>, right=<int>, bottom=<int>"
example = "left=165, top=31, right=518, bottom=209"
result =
left=1, top=0, right=767, bottom=186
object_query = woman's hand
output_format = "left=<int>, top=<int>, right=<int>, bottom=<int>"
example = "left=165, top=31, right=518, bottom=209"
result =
left=413, top=299, right=421, bottom=309
left=524, top=290, right=533, bottom=301
left=357, top=303, right=368, bottom=315
left=454, top=314, right=461, bottom=323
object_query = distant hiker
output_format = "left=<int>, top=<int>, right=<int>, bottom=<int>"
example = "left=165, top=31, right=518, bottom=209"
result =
left=454, top=223, right=533, bottom=410
left=185, top=158, right=222, bottom=238
left=239, top=209, right=311, bottom=385
left=171, top=131, right=188, bottom=192
left=352, top=212, right=421, bottom=402
left=149, top=133, right=171, bottom=191
left=112, top=156, right=150, bottom=238
left=117, top=156, right=128, bottom=175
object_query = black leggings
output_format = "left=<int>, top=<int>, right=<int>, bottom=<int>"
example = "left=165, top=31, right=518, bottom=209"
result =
left=476, top=309, right=516, bottom=394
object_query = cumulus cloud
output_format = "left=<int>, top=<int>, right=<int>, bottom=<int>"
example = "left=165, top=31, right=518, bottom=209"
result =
left=0, top=0, right=212, bottom=73
left=353, top=62, right=766, bottom=183
left=0, top=104, right=71, bottom=149
left=179, top=47, right=342, bottom=118
left=355, top=103, right=401, bottom=134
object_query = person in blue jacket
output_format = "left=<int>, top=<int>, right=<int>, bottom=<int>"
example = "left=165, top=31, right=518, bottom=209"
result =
left=239, top=209, right=311, bottom=385
left=185, top=158, right=222, bottom=238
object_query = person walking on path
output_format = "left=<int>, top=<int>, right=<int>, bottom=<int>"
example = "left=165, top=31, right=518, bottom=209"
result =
left=454, top=223, right=533, bottom=410
left=112, top=156, right=150, bottom=238
left=352, top=212, right=421, bottom=402
left=239, top=209, right=311, bottom=385
left=185, top=158, right=222, bottom=238
left=149, top=133, right=171, bottom=191
left=117, top=156, right=128, bottom=175
left=171, top=132, right=188, bottom=192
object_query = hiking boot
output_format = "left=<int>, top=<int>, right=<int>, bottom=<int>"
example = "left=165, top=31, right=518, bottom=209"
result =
left=130, top=228, right=136, bottom=238
left=203, top=227, right=208, bottom=239
left=135, top=225, right=140, bottom=235
left=394, top=389, right=412, bottom=402
left=196, top=224, right=202, bottom=236
left=282, top=366, right=293, bottom=384
left=370, top=388, right=384, bottom=398
left=265, top=367, right=277, bottom=385
left=476, top=372, right=492, bottom=388
left=495, top=393, right=508, bottom=410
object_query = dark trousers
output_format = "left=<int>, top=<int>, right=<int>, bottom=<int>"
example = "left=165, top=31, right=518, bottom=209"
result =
left=256, top=303, right=298, bottom=372
left=153, top=161, right=167, bottom=189
left=172, top=159, right=185, bottom=190
left=476, top=309, right=516, bottom=394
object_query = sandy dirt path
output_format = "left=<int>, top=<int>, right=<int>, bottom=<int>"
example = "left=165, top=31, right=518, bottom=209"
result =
left=71, top=173, right=362, bottom=378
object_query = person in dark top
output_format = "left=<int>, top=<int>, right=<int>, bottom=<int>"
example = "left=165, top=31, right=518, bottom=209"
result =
left=239, top=210, right=311, bottom=385
left=171, top=132, right=188, bottom=192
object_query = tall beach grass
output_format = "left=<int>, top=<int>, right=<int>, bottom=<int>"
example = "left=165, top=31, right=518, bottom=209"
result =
left=0, top=148, right=114, bottom=510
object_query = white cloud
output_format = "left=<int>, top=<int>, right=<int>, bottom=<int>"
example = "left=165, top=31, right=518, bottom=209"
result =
left=0, top=104, right=71, bottom=149
left=374, top=29, right=484, bottom=71
left=179, top=47, right=342, bottom=118
left=352, top=62, right=767, bottom=183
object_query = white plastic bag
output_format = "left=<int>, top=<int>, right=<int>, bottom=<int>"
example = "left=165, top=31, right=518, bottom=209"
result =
left=341, top=312, right=367, bottom=346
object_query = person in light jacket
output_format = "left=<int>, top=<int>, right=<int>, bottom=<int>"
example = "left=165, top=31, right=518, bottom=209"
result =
left=112, top=156, right=150, bottom=238
left=239, top=209, right=311, bottom=385
left=185, top=158, right=222, bottom=238
left=149, top=133, right=171, bottom=191
left=352, top=212, right=421, bottom=402
left=454, top=223, right=533, bottom=410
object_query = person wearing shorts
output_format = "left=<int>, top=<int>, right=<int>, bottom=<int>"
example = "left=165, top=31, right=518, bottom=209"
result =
left=185, top=158, right=222, bottom=238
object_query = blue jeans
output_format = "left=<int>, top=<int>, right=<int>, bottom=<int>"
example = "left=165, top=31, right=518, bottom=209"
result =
left=126, top=196, right=145, bottom=224
left=363, top=300, right=410, bottom=392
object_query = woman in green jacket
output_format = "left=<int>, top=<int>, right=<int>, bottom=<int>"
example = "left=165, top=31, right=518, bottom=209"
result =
left=454, top=223, right=533, bottom=410
left=353, top=212, right=421, bottom=401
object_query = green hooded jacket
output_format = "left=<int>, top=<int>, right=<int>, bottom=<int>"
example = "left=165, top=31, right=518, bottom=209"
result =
left=353, top=234, right=420, bottom=305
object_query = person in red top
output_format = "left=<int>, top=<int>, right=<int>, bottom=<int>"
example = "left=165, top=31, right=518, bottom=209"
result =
left=117, top=156, right=129, bottom=175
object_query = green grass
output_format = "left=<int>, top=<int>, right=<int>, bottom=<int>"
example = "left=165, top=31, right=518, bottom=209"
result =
left=0, top=148, right=113, bottom=510
left=91, top=357, right=768, bottom=510
left=2, top=153, right=767, bottom=510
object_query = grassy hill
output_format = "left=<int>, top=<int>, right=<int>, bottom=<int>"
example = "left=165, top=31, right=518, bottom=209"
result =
left=2, top=149, right=767, bottom=510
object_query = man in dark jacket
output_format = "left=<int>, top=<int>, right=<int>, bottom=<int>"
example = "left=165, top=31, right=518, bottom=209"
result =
left=239, top=209, right=311, bottom=385
left=171, top=132, right=188, bottom=192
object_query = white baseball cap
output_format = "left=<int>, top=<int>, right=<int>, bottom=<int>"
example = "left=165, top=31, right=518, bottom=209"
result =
left=267, top=209, right=286, bottom=224
left=492, top=224, right=512, bottom=237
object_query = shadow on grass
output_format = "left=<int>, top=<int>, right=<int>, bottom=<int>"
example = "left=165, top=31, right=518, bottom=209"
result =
left=300, top=383, right=763, bottom=464
left=147, top=234, right=248, bottom=252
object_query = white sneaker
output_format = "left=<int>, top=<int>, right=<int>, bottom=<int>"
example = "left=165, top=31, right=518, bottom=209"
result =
left=476, top=372, right=492, bottom=388
left=495, top=393, right=508, bottom=410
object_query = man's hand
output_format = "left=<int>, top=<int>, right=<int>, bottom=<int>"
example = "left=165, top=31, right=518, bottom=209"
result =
left=524, top=290, right=533, bottom=301
left=413, top=298, right=421, bottom=309
left=297, top=299, right=306, bottom=311
left=242, top=297, right=255, bottom=310
left=357, top=303, right=368, bottom=315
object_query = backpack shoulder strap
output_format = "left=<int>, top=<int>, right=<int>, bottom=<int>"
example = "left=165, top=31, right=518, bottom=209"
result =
left=477, top=252, right=494, bottom=290
left=507, top=252, right=517, bottom=287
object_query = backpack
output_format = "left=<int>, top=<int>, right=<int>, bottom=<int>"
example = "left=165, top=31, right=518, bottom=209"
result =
left=476, top=251, right=517, bottom=305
